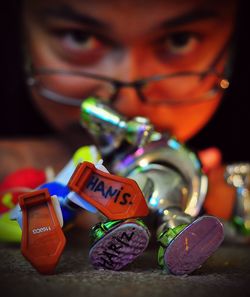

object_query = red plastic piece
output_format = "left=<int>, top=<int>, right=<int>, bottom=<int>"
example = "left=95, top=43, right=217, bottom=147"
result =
left=68, top=161, right=149, bottom=220
left=19, top=189, right=66, bottom=274
left=0, top=168, right=47, bottom=214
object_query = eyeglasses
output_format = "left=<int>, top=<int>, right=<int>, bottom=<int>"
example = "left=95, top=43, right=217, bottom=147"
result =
left=27, top=42, right=230, bottom=107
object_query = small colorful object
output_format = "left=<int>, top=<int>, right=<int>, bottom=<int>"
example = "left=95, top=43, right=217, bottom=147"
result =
left=0, top=167, right=53, bottom=242
left=68, top=161, right=149, bottom=220
left=157, top=216, right=224, bottom=275
left=19, top=188, right=66, bottom=274
left=89, top=219, right=150, bottom=270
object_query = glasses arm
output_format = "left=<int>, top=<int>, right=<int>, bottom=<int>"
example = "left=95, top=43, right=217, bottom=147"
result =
left=207, top=38, right=233, bottom=76
left=27, top=78, right=82, bottom=107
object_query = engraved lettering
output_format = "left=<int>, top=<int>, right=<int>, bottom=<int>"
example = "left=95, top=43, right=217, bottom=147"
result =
left=107, top=243, right=123, bottom=254
left=98, top=257, right=114, bottom=269
left=105, top=186, right=118, bottom=199
left=97, top=230, right=136, bottom=269
left=120, top=230, right=134, bottom=242
left=94, top=181, right=106, bottom=197
left=86, top=177, right=133, bottom=205
left=120, top=193, right=132, bottom=205
left=86, top=175, right=99, bottom=190
left=32, top=226, right=51, bottom=234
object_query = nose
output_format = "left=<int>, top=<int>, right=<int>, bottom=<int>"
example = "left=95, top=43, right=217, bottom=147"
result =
left=112, top=86, right=143, bottom=118
left=113, top=47, right=166, bottom=81
left=110, top=47, right=166, bottom=115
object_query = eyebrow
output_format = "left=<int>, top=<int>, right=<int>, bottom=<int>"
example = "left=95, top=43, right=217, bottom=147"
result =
left=40, top=5, right=110, bottom=29
left=157, top=9, right=219, bottom=29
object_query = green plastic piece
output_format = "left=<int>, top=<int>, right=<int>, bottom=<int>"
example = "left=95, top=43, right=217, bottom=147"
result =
left=157, top=224, right=188, bottom=269
left=0, top=212, right=22, bottom=243
left=90, top=220, right=123, bottom=245
left=90, top=218, right=148, bottom=245
left=232, top=216, right=250, bottom=236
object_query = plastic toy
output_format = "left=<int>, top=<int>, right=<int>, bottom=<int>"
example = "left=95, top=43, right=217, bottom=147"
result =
left=19, top=189, right=65, bottom=274
left=68, top=161, right=149, bottom=220
left=223, top=163, right=250, bottom=243
left=0, top=167, right=54, bottom=242
left=17, top=160, right=150, bottom=274
left=7, top=97, right=227, bottom=275
left=80, top=97, right=224, bottom=275
left=3, top=145, right=101, bottom=241
left=89, top=218, right=150, bottom=270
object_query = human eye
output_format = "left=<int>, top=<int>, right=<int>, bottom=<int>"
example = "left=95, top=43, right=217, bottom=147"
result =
left=57, top=29, right=104, bottom=51
left=164, top=31, right=201, bottom=55
left=48, top=27, right=112, bottom=64
left=54, top=29, right=104, bottom=52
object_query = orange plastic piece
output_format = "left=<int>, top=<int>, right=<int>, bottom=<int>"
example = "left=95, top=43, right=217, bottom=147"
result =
left=203, top=165, right=236, bottom=220
left=68, top=161, right=149, bottom=220
left=19, top=189, right=66, bottom=274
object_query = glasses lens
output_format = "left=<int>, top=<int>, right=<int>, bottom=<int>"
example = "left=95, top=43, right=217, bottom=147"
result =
left=32, top=72, right=115, bottom=104
left=142, top=73, right=222, bottom=104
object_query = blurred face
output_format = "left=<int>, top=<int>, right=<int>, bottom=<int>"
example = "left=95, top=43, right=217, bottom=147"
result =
left=23, top=0, right=236, bottom=141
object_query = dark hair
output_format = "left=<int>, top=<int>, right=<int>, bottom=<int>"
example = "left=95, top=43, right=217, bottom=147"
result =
left=0, top=0, right=249, bottom=163
left=0, top=0, right=53, bottom=136
left=189, top=0, right=250, bottom=163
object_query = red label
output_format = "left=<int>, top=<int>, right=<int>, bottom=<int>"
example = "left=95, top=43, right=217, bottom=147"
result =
left=19, top=189, right=66, bottom=274
left=68, top=162, right=149, bottom=220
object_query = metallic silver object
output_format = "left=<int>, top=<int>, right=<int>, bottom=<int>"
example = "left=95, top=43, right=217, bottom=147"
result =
left=224, top=163, right=250, bottom=242
left=81, top=97, right=161, bottom=155
left=81, top=97, right=208, bottom=232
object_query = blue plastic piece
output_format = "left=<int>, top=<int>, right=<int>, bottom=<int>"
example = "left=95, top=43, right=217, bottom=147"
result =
left=67, top=191, right=98, bottom=213
left=38, top=182, right=76, bottom=224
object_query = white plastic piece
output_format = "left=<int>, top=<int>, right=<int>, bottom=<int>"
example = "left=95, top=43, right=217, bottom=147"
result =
left=51, top=195, right=64, bottom=228
left=55, top=145, right=101, bottom=185
left=67, top=191, right=98, bottom=213
left=95, top=159, right=109, bottom=173
left=10, top=204, right=22, bottom=229
left=89, top=146, right=101, bottom=163
left=44, top=166, right=55, bottom=182
left=54, top=160, right=76, bottom=185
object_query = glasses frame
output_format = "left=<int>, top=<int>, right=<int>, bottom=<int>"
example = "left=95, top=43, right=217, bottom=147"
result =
left=27, top=39, right=231, bottom=107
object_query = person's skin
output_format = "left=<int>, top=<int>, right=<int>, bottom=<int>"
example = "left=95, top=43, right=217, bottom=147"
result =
left=0, top=0, right=237, bottom=227
left=23, top=0, right=236, bottom=141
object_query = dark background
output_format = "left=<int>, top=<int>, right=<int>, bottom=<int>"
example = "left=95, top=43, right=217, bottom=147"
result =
left=0, top=3, right=250, bottom=296
left=0, top=0, right=249, bottom=163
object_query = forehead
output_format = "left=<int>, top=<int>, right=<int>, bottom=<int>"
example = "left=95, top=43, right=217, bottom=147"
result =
left=24, top=0, right=234, bottom=21
left=24, top=0, right=236, bottom=42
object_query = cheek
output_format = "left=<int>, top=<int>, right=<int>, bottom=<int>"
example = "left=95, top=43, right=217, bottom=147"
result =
left=115, top=94, right=222, bottom=142
left=31, top=92, right=81, bottom=131
left=151, top=96, right=222, bottom=141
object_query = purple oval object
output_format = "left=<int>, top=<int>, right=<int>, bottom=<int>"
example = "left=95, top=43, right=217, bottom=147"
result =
left=164, top=215, right=224, bottom=275
left=89, top=221, right=150, bottom=270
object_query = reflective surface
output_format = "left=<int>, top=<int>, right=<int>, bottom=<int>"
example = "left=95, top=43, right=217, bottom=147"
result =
left=81, top=97, right=208, bottom=231
left=225, top=163, right=250, bottom=239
